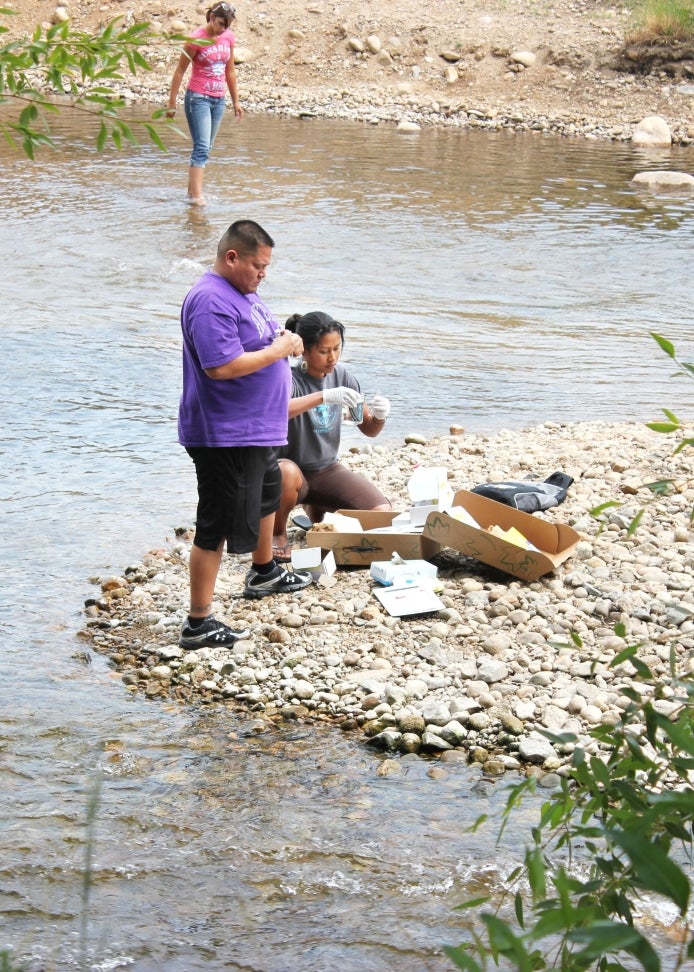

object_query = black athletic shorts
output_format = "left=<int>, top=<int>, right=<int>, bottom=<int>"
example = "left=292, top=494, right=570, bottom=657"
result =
left=186, top=445, right=282, bottom=554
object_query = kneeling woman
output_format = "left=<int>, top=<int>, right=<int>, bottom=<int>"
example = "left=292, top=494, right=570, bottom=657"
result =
left=272, top=311, right=392, bottom=562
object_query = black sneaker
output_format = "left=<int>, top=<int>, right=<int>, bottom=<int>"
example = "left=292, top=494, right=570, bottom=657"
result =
left=179, top=615, right=250, bottom=649
left=243, top=565, right=312, bottom=599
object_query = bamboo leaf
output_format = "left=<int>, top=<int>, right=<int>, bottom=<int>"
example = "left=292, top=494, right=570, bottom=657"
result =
left=453, top=896, right=491, bottom=911
left=646, top=421, right=679, bottom=434
left=590, top=500, right=622, bottom=516
left=441, top=944, right=485, bottom=971
left=650, top=332, right=676, bottom=358
left=627, top=508, right=644, bottom=535
left=607, top=829, right=690, bottom=912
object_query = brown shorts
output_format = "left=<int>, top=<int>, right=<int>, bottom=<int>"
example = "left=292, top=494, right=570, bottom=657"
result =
left=298, top=462, right=389, bottom=513
left=186, top=445, right=282, bottom=554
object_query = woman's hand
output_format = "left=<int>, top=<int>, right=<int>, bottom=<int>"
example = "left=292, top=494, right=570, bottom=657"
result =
left=322, top=387, right=361, bottom=408
left=370, top=395, right=391, bottom=420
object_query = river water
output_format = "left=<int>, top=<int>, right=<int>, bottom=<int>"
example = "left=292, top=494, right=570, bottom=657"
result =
left=2, top=109, right=693, bottom=970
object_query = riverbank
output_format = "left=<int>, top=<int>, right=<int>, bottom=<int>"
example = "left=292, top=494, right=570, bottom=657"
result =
left=83, top=419, right=694, bottom=778
left=6, top=0, right=694, bottom=144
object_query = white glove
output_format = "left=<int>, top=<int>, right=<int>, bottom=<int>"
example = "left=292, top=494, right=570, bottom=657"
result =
left=370, top=395, right=391, bottom=421
left=322, top=386, right=362, bottom=408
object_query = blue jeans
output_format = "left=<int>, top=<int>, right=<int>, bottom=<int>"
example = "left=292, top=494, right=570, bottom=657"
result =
left=184, top=90, right=225, bottom=168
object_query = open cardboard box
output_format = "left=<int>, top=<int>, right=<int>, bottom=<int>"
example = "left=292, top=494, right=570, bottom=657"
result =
left=422, top=489, right=580, bottom=581
left=305, top=509, right=441, bottom=567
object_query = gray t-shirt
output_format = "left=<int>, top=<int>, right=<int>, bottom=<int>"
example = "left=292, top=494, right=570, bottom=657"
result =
left=279, top=362, right=361, bottom=472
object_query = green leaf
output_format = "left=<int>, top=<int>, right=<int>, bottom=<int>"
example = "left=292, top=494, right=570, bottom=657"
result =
left=643, top=479, right=675, bottom=496
left=651, top=332, right=676, bottom=358
left=142, top=122, right=167, bottom=151
left=514, top=890, right=525, bottom=928
left=607, top=829, right=690, bottom=913
left=454, top=895, right=491, bottom=911
left=627, top=508, right=644, bottom=535
left=646, top=421, right=679, bottom=434
left=673, top=438, right=694, bottom=455
left=590, top=500, right=622, bottom=516
left=482, top=914, right=535, bottom=972
left=441, top=944, right=485, bottom=972
left=571, top=921, right=659, bottom=971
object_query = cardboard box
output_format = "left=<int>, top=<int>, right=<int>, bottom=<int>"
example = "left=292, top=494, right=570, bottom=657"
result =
left=370, top=558, right=438, bottom=587
left=291, top=546, right=337, bottom=578
left=422, top=489, right=580, bottom=581
left=305, top=509, right=442, bottom=567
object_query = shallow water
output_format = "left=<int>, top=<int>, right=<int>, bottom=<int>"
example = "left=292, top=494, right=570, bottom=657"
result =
left=1, top=109, right=692, bottom=969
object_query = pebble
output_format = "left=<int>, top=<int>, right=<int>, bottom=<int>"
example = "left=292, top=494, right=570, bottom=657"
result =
left=84, top=420, right=694, bottom=776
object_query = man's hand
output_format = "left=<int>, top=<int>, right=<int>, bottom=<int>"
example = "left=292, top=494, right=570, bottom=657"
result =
left=273, top=330, right=304, bottom=358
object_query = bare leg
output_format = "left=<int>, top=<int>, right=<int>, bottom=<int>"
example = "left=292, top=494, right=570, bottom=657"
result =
left=305, top=503, right=327, bottom=524
left=187, top=165, right=205, bottom=205
left=253, top=511, right=276, bottom=565
left=272, top=459, right=303, bottom=549
left=189, top=541, right=224, bottom=618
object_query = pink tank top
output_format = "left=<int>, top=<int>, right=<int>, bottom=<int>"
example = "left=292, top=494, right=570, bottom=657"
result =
left=187, top=27, right=234, bottom=98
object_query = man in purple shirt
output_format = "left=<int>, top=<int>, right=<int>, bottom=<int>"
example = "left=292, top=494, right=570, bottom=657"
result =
left=178, top=219, right=312, bottom=649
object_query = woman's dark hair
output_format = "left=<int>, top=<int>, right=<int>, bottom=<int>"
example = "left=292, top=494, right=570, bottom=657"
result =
left=206, top=2, right=236, bottom=26
left=285, top=311, right=345, bottom=350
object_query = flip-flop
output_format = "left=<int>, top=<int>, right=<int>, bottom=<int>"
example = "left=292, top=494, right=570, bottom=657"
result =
left=272, top=543, right=293, bottom=564
left=290, top=513, right=313, bottom=532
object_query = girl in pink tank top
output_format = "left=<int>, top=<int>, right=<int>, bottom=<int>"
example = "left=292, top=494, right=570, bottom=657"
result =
left=166, top=3, right=243, bottom=205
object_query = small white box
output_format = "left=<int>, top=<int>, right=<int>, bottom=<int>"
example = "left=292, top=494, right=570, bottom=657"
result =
left=408, top=469, right=455, bottom=526
left=291, top=547, right=336, bottom=578
left=408, top=466, right=449, bottom=504
left=369, top=558, right=438, bottom=586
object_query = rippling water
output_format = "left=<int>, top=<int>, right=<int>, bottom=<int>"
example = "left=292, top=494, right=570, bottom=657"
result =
left=2, top=109, right=692, bottom=969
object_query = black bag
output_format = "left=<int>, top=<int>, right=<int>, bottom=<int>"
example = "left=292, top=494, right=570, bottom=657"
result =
left=471, top=472, right=573, bottom=514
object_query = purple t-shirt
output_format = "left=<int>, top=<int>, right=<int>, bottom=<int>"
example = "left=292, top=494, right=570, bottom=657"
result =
left=178, top=270, right=290, bottom=448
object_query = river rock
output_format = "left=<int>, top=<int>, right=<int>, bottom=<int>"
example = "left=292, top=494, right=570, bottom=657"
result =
left=631, top=115, right=672, bottom=147
left=631, top=170, right=694, bottom=190
left=518, top=733, right=557, bottom=763
left=510, top=50, right=537, bottom=67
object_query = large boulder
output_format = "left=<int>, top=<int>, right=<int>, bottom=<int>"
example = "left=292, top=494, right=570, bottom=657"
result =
left=632, top=115, right=672, bottom=147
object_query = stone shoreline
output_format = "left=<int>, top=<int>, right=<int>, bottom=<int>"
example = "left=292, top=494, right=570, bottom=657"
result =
left=117, top=67, right=694, bottom=145
left=83, top=420, right=694, bottom=779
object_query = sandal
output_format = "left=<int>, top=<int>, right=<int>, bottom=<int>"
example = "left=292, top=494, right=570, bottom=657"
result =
left=272, top=542, right=293, bottom=563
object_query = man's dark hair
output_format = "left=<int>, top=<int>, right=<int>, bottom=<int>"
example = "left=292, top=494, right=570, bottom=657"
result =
left=218, top=220, right=274, bottom=258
